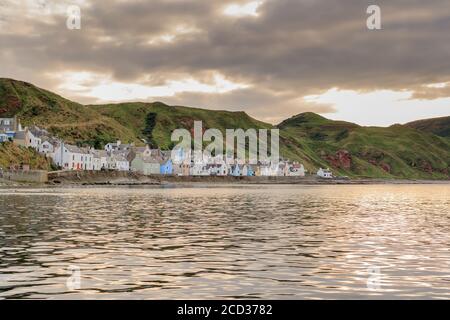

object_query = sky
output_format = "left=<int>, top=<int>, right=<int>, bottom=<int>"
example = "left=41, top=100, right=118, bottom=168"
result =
left=0, top=0, right=449, bottom=126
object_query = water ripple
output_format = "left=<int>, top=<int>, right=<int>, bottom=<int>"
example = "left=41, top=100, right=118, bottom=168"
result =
left=0, top=185, right=449, bottom=299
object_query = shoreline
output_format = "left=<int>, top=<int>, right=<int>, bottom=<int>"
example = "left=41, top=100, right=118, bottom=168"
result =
left=1, top=170, right=449, bottom=188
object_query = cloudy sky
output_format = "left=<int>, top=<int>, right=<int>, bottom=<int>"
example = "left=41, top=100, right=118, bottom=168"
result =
left=1, top=0, right=449, bottom=125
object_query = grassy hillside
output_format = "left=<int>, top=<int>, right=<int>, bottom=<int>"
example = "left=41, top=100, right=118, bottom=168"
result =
left=278, top=113, right=450, bottom=179
left=0, top=78, right=138, bottom=148
left=0, top=142, right=52, bottom=170
left=405, top=116, right=450, bottom=138
left=91, top=102, right=271, bottom=149
left=1, top=78, right=449, bottom=179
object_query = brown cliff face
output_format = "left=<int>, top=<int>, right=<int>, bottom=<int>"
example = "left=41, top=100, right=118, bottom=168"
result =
left=420, top=160, right=434, bottom=174
left=379, top=162, right=391, bottom=173
left=0, top=96, right=21, bottom=116
left=322, top=150, right=352, bottom=169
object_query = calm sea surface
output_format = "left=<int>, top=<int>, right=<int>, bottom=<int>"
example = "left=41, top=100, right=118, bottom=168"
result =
left=0, top=185, right=449, bottom=299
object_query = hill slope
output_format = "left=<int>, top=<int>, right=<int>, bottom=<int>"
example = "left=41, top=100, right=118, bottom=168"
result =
left=278, top=114, right=450, bottom=179
left=0, top=78, right=138, bottom=148
left=1, top=78, right=449, bottom=179
left=405, top=116, right=450, bottom=138
left=91, top=102, right=271, bottom=149
left=0, top=142, right=52, bottom=170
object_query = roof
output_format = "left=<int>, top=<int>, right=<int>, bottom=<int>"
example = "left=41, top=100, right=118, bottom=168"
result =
left=29, top=126, right=49, bottom=138
left=132, top=153, right=159, bottom=164
left=14, top=131, right=26, bottom=140
left=110, top=154, right=128, bottom=162
left=133, top=146, right=149, bottom=153
left=111, top=149, right=131, bottom=158
left=41, top=136, right=59, bottom=146
left=92, top=150, right=108, bottom=158
left=65, top=144, right=89, bottom=154
left=117, top=144, right=133, bottom=151
left=141, top=156, right=161, bottom=164
left=160, top=150, right=172, bottom=160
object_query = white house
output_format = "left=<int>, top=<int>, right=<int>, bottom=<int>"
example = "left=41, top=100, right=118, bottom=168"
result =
left=260, top=163, right=279, bottom=176
left=52, top=143, right=93, bottom=170
left=288, top=163, right=306, bottom=177
left=191, top=160, right=211, bottom=176
left=28, top=130, right=41, bottom=150
left=91, top=150, right=108, bottom=171
left=14, top=128, right=41, bottom=149
left=207, top=163, right=228, bottom=176
left=317, top=168, right=333, bottom=179
left=38, top=140, right=55, bottom=155
left=105, top=140, right=122, bottom=152
left=107, top=153, right=129, bottom=171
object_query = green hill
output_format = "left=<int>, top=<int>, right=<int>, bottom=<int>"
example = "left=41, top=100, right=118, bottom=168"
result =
left=405, top=116, right=450, bottom=138
left=0, top=78, right=449, bottom=179
left=0, top=142, right=52, bottom=170
left=279, top=116, right=450, bottom=179
left=91, top=102, right=271, bottom=149
left=0, top=78, right=138, bottom=148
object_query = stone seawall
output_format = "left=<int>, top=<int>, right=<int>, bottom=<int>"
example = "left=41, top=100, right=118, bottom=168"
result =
left=2, top=170, right=447, bottom=186
left=2, top=170, right=48, bottom=183
left=47, top=170, right=320, bottom=185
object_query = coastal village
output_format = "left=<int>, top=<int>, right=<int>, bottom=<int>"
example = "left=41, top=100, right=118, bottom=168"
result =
left=0, top=116, right=334, bottom=179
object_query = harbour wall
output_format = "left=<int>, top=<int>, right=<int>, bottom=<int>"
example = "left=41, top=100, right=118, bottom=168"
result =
left=47, top=170, right=318, bottom=185
left=2, top=170, right=48, bottom=183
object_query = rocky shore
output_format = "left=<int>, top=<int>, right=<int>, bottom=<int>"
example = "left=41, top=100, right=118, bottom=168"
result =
left=46, top=171, right=450, bottom=186
left=1, top=171, right=449, bottom=188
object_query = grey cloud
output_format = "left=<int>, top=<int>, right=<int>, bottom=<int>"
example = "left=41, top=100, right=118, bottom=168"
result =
left=153, top=88, right=336, bottom=124
left=1, top=0, right=449, bottom=122
left=411, top=85, right=450, bottom=100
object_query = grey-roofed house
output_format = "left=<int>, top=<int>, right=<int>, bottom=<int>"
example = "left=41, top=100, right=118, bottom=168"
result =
left=131, top=154, right=161, bottom=175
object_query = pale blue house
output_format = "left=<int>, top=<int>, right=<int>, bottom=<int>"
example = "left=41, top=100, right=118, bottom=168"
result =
left=232, top=164, right=241, bottom=177
left=160, top=159, right=173, bottom=175
left=5, top=131, right=15, bottom=139
left=0, top=133, right=9, bottom=143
